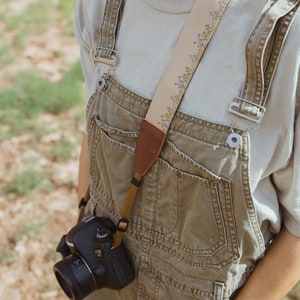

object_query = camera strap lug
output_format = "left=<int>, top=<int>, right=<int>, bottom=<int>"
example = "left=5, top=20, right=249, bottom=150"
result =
left=78, top=197, right=88, bottom=209
left=78, top=186, right=91, bottom=224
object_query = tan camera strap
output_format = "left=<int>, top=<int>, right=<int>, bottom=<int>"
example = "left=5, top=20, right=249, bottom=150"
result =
left=113, top=0, right=230, bottom=248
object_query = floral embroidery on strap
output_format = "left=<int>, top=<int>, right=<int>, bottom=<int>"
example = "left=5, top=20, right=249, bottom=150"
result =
left=158, top=0, right=229, bottom=131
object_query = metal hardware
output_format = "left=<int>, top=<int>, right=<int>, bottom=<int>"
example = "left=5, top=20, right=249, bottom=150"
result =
left=229, top=97, right=266, bottom=124
left=227, top=132, right=242, bottom=148
left=94, top=47, right=118, bottom=67
left=97, top=76, right=108, bottom=90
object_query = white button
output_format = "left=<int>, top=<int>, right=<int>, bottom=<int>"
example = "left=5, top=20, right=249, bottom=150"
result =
left=227, top=133, right=242, bottom=148
left=97, top=77, right=107, bottom=90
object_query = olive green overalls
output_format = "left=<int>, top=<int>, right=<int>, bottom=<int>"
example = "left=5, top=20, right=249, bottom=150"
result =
left=84, top=0, right=299, bottom=299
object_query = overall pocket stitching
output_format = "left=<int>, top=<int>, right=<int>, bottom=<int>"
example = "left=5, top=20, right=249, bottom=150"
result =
left=99, top=127, right=135, bottom=153
left=143, top=262, right=214, bottom=299
left=154, top=158, right=233, bottom=257
left=241, top=145, right=265, bottom=254
left=163, top=140, right=222, bottom=181
left=95, top=114, right=139, bottom=138
left=86, top=89, right=99, bottom=117
left=103, top=85, right=148, bottom=119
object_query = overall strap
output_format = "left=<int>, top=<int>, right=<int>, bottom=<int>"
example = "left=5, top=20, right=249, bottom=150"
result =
left=78, top=1, right=124, bottom=223
left=94, top=0, right=123, bottom=69
left=229, top=0, right=300, bottom=124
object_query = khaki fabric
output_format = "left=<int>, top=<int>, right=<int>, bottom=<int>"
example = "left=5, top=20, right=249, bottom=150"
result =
left=85, top=75, right=265, bottom=299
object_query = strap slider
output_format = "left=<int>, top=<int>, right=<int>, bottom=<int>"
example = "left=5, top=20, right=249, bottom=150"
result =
left=229, top=97, right=266, bottom=124
left=94, top=47, right=118, bottom=67
left=117, top=218, right=129, bottom=233
left=131, top=176, right=142, bottom=187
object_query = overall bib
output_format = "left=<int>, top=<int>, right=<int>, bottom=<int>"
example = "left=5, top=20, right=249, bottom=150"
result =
left=84, top=0, right=299, bottom=299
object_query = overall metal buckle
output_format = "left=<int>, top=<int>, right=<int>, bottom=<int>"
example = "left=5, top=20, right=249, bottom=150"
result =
left=229, top=97, right=266, bottom=124
left=94, top=47, right=118, bottom=68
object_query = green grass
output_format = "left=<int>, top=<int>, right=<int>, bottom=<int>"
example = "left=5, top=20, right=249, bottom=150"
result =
left=56, top=0, right=77, bottom=35
left=48, top=135, right=77, bottom=161
left=18, top=219, right=46, bottom=240
left=0, top=0, right=77, bottom=68
left=0, top=61, right=84, bottom=140
left=4, top=3, right=51, bottom=29
left=0, top=0, right=83, bottom=143
left=1, top=3, right=52, bottom=48
left=0, top=61, right=83, bottom=115
left=0, top=45, right=14, bottom=67
left=1, top=1, right=75, bottom=41
left=0, top=245, right=16, bottom=265
left=2, top=167, right=53, bottom=197
left=47, top=247, right=61, bottom=262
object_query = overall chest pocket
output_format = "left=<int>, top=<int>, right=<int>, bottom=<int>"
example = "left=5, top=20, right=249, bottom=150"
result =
left=88, top=112, right=138, bottom=217
left=144, top=139, right=240, bottom=269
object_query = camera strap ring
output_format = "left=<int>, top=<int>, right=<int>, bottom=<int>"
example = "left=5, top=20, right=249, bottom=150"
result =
left=113, top=173, right=142, bottom=248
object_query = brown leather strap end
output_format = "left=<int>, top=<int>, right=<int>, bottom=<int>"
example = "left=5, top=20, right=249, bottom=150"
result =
left=135, top=120, right=166, bottom=176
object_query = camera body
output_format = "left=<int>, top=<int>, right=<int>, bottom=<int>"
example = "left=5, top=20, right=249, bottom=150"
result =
left=53, top=216, right=135, bottom=300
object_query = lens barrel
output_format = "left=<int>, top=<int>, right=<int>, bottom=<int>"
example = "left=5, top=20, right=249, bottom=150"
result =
left=53, top=254, right=97, bottom=300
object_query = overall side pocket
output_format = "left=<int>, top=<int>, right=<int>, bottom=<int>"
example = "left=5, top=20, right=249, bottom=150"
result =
left=89, top=114, right=138, bottom=218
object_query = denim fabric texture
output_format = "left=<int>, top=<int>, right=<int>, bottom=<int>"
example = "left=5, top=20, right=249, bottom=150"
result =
left=85, top=76, right=265, bottom=299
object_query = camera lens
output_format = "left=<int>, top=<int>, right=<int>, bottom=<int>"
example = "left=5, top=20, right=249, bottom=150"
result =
left=53, top=254, right=97, bottom=300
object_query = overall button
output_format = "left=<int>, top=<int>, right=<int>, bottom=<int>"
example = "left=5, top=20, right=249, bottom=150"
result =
left=97, top=76, right=108, bottom=90
left=227, top=133, right=242, bottom=148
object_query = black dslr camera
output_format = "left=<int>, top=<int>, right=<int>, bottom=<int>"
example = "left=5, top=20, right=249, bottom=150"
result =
left=53, top=216, right=135, bottom=300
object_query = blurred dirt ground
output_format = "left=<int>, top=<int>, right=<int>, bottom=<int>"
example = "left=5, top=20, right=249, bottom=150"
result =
left=0, top=115, right=80, bottom=300
left=0, top=0, right=81, bottom=299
